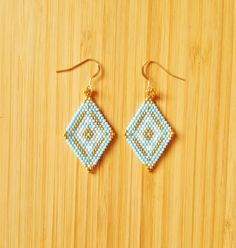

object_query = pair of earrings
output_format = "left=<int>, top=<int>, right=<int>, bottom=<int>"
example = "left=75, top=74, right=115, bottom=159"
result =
left=57, top=58, right=185, bottom=171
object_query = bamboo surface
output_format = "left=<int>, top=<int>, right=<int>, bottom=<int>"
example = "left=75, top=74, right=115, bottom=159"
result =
left=0, top=0, right=236, bottom=247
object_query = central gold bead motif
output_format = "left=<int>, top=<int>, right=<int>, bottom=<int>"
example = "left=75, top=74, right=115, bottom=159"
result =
left=144, top=128, right=154, bottom=140
left=84, top=128, right=94, bottom=140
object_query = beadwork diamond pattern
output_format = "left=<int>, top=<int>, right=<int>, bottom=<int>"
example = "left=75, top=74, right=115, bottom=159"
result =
left=126, top=99, right=174, bottom=168
left=65, top=99, right=114, bottom=169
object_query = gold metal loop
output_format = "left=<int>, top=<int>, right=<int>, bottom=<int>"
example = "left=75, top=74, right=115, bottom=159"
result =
left=56, top=58, right=102, bottom=88
left=142, top=60, right=186, bottom=88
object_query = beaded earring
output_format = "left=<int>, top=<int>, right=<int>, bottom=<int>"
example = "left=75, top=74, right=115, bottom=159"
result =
left=57, top=59, right=115, bottom=171
left=125, top=60, right=185, bottom=171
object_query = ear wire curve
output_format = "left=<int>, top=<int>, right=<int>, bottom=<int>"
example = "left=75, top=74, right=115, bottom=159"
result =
left=56, top=58, right=102, bottom=88
left=142, top=60, right=186, bottom=88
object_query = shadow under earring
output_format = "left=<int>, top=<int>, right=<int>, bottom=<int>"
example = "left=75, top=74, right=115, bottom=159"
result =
left=57, top=58, right=115, bottom=171
left=125, top=60, right=185, bottom=171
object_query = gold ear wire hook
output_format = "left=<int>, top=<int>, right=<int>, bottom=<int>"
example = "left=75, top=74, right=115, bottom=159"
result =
left=142, top=60, right=186, bottom=88
left=56, top=58, right=102, bottom=88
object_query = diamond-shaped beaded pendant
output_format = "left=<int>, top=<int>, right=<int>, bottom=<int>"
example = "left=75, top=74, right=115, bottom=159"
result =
left=125, top=89, right=174, bottom=170
left=64, top=87, right=114, bottom=171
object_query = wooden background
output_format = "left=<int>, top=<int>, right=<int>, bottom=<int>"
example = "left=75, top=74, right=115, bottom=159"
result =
left=0, top=0, right=236, bottom=247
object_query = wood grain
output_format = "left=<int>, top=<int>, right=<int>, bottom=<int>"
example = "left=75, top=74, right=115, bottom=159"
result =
left=0, top=0, right=236, bottom=247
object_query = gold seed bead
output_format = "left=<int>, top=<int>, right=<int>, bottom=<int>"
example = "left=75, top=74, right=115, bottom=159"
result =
left=84, top=86, right=92, bottom=98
